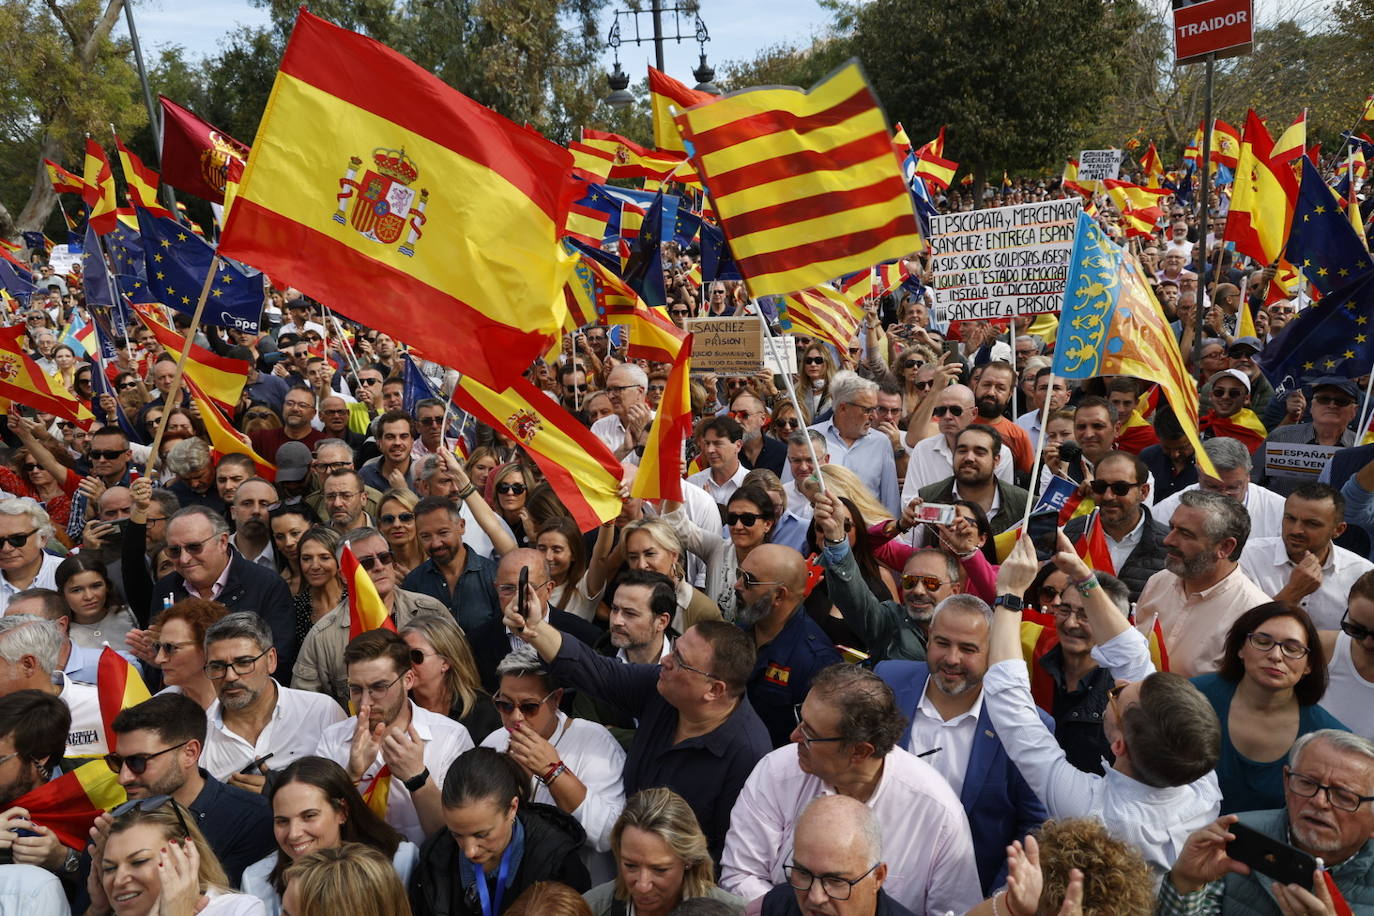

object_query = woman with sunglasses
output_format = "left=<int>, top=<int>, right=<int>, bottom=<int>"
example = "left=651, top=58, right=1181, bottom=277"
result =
left=766, top=400, right=808, bottom=444
left=87, top=796, right=264, bottom=916
left=242, top=756, right=418, bottom=915
left=402, top=614, right=501, bottom=742
left=486, top=462, right=535, bottom=548
left=57, top=553, right=137, bottom=652
left=269, top=504, right=317, bottom=596
left=293, top=527, right=346, bottom=648
left=410, top=747, right=591, bottom=916
left=662, top=484, right=776, bottom=620
left=1192, top=602, right=1348, bottom=815
left=797, top=345, right=835, bottom=421
left=377, top=488, right=424, bottom=578
left=149, top=597, right=227, bottom=710
left=113, top=371, right=151, bottom=429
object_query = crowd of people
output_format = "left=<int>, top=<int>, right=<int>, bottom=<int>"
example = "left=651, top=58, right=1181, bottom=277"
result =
left=0, top=154, right=1372, bottom=916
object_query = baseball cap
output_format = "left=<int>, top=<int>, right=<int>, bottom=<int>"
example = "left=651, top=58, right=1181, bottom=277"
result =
left=274, top=441, right=313, bottom=483
left=1310, top=376, right=1359, bottom=400
left=1228, top=336, right=1262, bottom=355
left=1208, top=369, right=1251, bottom=393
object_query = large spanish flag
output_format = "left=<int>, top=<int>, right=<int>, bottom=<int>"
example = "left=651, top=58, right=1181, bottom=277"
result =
left=131, top=305, right=248, bottom=412
left=675, top=61, right=924, bottom=298
left=451, top=374, right=622, bottom=532
left=217, top=10, right=575, bottom=390
left=632, top=336, right=693, bottom=503
left=343, top=542, right=394, bottom=640
left=1224, top=110, right=1298, bottom=267
left=97, top=646, right=151, bottom=753
left=9, top=761, right=126, bottom=849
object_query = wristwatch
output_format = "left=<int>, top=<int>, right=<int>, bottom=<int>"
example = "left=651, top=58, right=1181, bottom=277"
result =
left=402, top=768, right=430, bottom=793
left=61, top=847, right=81, bottom=875
left=992, top=594, right=1025, bottom=612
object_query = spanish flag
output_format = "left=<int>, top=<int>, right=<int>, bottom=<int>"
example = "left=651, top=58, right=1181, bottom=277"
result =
left=675, top=61, right=923, bottom=298
left=1224, top=110, right=1298, bottom=267
left=131, top=305, right=248, bottom=412
left=1138, top=142, right=1163, bottom=185
left=82, top=139, right=119, bottom=234
left=632, top=335, right=693, bottom=503
left=649, top=66, right=716, bottom=153
left=451, top=374, right=623, bottom=532
left=113, top=135, right=173, bottom=218
left=9, top=761, right=126, bottom=849
left=217, top=10, right=576, bottom=391
left=0, top=326, right=93, bottom=425
left=44, top=159, right=89, bottom=195
left=1073, top=512, right=1115, bottom=575
left=1272, top=112, right=1307, bottom=165
left=1019, top=609, right=1061, bottom=713
left=344, top=542, right=394, bottom=639
left=97, top=647, right=151, bottom=753
left=1200, top=408, right=1268, bottom=454
left=1116, top=410, right=1160, bottom=454
left=570, top=129, right=692, bottom=184
left=362, top=765, right=392, bottom=818
left=185, top=377, right=276, bottom=479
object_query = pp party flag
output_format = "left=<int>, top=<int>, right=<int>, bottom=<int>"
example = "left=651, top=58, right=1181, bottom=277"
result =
left=159, top=96, right=249, bottom=206
left=674, top=60, right=923, bottom=298
left=649, top=66, right=716, bottom=153
left=1285, top=157, right=1374, bottom=298
left=97, top=646, right=151, bottom=752
left=136, top=208, right=265, bottom=334
left=778, top=284, right=865, bottom=352
left=44, top=159, right=89, bottom=195
left=82, top=139, right=119, bottom=234
left=451, top=374, right=622, bottom=532
left=113, top=135, right=172, bottom=218
left=132, top=305, right=249, bottom=412
left=186, top=376, right=276, bottom=479
left=0, top=325, right=93, bottom=424
left=343, top=542, right=395, bottom=640
left=1224, top=110, right=1298, bottom=267
left=631, top=335, right=693, bottom=503
left=1272, top=112, right=1307, bottom=165
left=1052, top=211, right=1216, bottom=479
left=8, top=760, right=125, bottom=849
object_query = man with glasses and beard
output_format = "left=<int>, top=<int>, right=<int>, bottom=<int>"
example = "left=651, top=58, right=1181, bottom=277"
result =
left=1063, top=452, right=1169, bottom=602
left=731, top=545, right=841, bottom=748
left=317, top=628, right=473, bottom=845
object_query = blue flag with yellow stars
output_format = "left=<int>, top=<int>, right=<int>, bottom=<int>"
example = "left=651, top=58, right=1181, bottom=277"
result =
left=105, top=221, right=145, bottom=280
left=1285, top=157, right=1373, bottom=297
left=622, top=190, right=667, bottom=308
left=136, top=207, right=263, bottom=334
left=1260, top=271, right=1374, bottom=395
left=698, top=219, right=741, bottom=283
left=81, top=222, right=116, bottom=310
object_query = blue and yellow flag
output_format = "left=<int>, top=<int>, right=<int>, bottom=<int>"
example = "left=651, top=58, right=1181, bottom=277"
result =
left=1285, top=157, right=1373, bottom=298
left=1052, top=211, right=1216, bottom=478
left=137, top=208, right=265, bottom=333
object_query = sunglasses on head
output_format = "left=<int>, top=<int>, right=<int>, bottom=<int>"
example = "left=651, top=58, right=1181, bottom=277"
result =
left=1089, top=479, right=1141, bottom=496
left=111, top=796, right=191, bottom=839
left=932, top=405, right=964, bottom=417
left=355, top=550, right=394, bottom=570
left=496, top=482, right=527, bottom=496
left=104, top=741, right=190, bottom=776
left=90, top=449, right=127, bottom=461
left=379, top=512, right=415, bottom=525
left=726, top=511, right=764, bottom=527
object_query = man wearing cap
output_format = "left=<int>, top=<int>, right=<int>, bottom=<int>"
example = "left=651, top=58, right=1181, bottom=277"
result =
left=272, top=442, right=314, bottom=505
left=1213, top=335, right=1273, bottom=416
left=1254, top=376, right=1359, bottom=497
left=1199, top=369, right=1268, bottom=454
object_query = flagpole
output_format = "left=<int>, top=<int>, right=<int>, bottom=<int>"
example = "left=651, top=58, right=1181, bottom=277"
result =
left=145, top=257, right=218, bottom=480
left=121, top=0, right=177, bottom=217
left=1019, top=379, right=1058, bottom=533
left=753, top=299, right=825, bottom=495
left=1193, top=55, right=1216, bottom=375
left=1357, top=369, right=1374, bottom=446
left=323, top=307, right=364, bottom=390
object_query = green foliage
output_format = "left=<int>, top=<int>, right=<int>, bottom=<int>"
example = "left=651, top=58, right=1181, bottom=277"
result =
left=719, top=35, right=852, bottom=93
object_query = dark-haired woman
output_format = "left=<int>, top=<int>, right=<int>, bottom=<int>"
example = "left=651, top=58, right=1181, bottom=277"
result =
left=242, top=755, right=419, bottom=915
left=662, top=484, right=776, bottom=620
left=410, top=747, right=591, bottom=916
left=1191, top=602, right=1349, bottom=814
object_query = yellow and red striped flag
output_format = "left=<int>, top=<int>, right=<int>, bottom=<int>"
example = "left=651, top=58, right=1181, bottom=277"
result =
left=1225, top=110, right=1299, bottom=267
left=217, top=10, right=575, bottom=391
left=1362, top=95, right=1374, bottom=122
left=570, top=129, right=693, bottom=184
left=97, top=646, right=151, bottom=752
left=1138, top=142, right=1163, bottom=185
left=451, top=374, right=623, bottom=532
left=1073, top=512, right=1115, bottom=575
left=632, top=335, right=693, bottom=502
left=82, top=139, right=119, bottom=234
left=780, top=284, right=865, bottom=352
left=0, top=326, right=92, bottom=424
left=619, top=201, right=646, bottom=244
left=9, top=760, right=126, bottom=849
left=132, top=305, right=248, bottom=412
left=649, top=66, right=716, bottom=153
left=363, top=765, right=392, bottom=818
left=185, top=377, right=276, bottom=479
left=1120, top=205, right=1163, bottom=239
left=44, top=159, right=89, bottom=195
left=343, top=542, right=394, bottom=640
left=675, top=61, right=923, bottom=297
left=914, top=126, right=958, bottom=190
left=113, top=135, right=173, bottom=218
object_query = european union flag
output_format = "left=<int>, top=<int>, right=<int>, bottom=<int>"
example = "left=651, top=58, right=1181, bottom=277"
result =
left=673, top=208, right=702, bottom=247
left=82, top=222, right=115, bottom=310
left=623, top=191, right=667, bottom=308
left=401, top=352, right=439, bottom=413
left=698, top=220, right=741, bottom=283
left=0, top=258, right=37, bottom=302
left=1259, top=270, right=1374, bottom=395
left=105, top=222, right=145, bottom=280
left=136, top=207, right=264, bottom=334
left=1285, top=157, right=1373, bottom=297
left=117, top=274, right=156, bottom=304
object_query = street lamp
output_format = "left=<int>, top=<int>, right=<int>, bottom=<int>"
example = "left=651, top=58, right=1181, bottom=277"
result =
left=603, top=1, right=716, bottom=107
left=606, top=58, right=635, bottom=109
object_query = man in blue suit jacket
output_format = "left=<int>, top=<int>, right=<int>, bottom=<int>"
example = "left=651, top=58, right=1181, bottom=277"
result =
left=876, top=594, right=1050, bottom=894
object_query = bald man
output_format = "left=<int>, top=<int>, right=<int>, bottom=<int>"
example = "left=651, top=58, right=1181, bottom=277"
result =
left=902, top=384, right=1014, bottom=503
left=735, top=544, right=841, bottom=748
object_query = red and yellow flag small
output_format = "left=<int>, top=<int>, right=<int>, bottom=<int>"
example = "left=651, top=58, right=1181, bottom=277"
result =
left=343, top=542, right=394, bottom=640
left=97, top=646, right=152, bottom=752
left=632, top=335, right=694, bottom=503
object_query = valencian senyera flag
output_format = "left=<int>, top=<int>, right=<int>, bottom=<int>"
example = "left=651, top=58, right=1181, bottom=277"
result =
left=217, top=10, right=576, bottom=391
left=674, top=60, right=923, bottom=298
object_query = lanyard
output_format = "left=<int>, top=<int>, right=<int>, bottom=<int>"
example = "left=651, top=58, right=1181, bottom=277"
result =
left=473, top=836, right=516, bottom=916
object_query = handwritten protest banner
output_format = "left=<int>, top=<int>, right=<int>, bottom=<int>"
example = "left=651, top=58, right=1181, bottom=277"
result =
left=1077, top=149, right=1124, bottom=182
left=928, top=199, right=1082, bottom=323
left=685, top=316, right=765, bottom=375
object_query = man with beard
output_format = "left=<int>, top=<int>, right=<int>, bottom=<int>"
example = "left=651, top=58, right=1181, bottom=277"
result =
left=0, top=690, right=75, bottom=878
left=228, top=478, right=278, bottom=568
left=402, top=497, right=500, bottom=633
left=360, top=410, right=417, bottom=493
left=732, top=390, right=786, bottom=476
left=918, top=425, right=1029, bottom=535
left=902, top=384, right=1014, bottom=502
left=732, top=544, right=841, bottom=747
left=248, top=384, right=325, bottom=458
left=1134, top=489, right=1270, bottom=678
left=815, top=490, right=966, bottom=662
left=199, top=612, right=345, bottom=785
left=108, top=693, right=272, bottom=886
left=599, top=569, right=675, bottom=665
left=1161, top=730, right=1374, bottom=912
left=1063, top=453, right=1169, bottom=602
left=873, top=595, right=1050, bottom=894
left=970, top=362, right=1032, bottom=475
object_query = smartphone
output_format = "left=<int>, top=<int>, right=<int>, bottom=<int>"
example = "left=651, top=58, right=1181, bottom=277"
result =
left=1026, top=511, right=1059, bottom=562
left=517, top=565, right=529, bottom=620
left=1225, top=822, right=1316, bottom=891
left=239, top=752, right=274, bottom=775
left=915, top=502, right=958, bottom=526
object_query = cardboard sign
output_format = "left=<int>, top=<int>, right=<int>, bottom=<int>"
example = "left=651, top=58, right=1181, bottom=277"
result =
left=685, top=316, right=765, bottom=376
left=1263, top=442, right=1339, bottom=479
left=927, top=199, right=1082, bottom=323
left=1077, top=149, right=1123, bottom=182
left=1174, top=0, right=1254, bottom=64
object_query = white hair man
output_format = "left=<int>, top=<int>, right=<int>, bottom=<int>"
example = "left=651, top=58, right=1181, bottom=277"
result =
left=0, top=615, right=103, bottom=757
left=811, top=371, right=899, bottom=515
left=0, top=500, right=61, bottom=615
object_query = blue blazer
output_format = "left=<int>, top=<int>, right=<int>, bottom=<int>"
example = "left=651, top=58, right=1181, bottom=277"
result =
left=876, top=660, right=1051, bottom=895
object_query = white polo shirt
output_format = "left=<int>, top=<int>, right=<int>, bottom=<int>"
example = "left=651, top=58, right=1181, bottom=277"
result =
left=1239, top=536, right=1374, bottom=630
left=60, top=672, right=105, bottom=758
left=201, top=680, right=346, bottom=780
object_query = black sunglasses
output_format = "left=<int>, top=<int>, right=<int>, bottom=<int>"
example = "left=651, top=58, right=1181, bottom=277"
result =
left=0, top=530, right=37, bottom=549
left=117, top=381, right=139, bottom=391
left=493, top=689, right=558, bottom=717
left=803, top=356, right=826, bottom=365
left=104, top=741, right=190, bottom=776
left=726, top=511, right=764, bottom=527
left=417, top=416, right=445, bottom=426
left=1089, top=480, right=1141, bottom=496
left=90, top=449, right=128, bottom=461
left=111, top=795, right=192, bottom=838
left=932, top=405, right=964, bottom=417
left=1341, top=613, right=1374, bottom=643
left=496, top=482, right=527, bottom=496
left=355, top=550, right=394, bottom=570
left=379, top=512, right=415, bottom=525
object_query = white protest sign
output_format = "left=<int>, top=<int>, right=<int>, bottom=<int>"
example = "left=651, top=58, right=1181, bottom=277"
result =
left=927, top=199, right=1082, bottom=323
left=1077, top=149, right=1123, bottom=182
left=48, top=245, right=80, bottom=276
left=1263, top=442, right=1340, bottom=479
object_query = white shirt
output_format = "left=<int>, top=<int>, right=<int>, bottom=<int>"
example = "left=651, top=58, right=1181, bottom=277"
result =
left=0, top=553, right=64, bottom=615
left=617, top=634, right=673, bottom=664
left=59, top=673, right=105, bottom=757
left=481, top=712, right=626, bottom=885
left=591, top=413, right=631, bottom=455
left=687, top=464, right=748, bottom=505
left=317, top=701, right=473, bottom=845
left=233, top=536, right=277, bottom=570
left=901, top=433, right=1013, bottom=506
left=782, top=480, right=815, bottom=522
left=719, top=744, right=983, bottom=916
left=198, top=891, right=267, bottom=916
left=981, top=626, right=1222, bottom=877
left=909, top=684, right=984, bottom=798
left=278, top=319, right=326, bottom=338
left=202, top=681, right=346, bottom=780
left=1321, top=632, right=1374, bottom=739
left=0, top=864, right=70, bottom=915
left=1153, top=482, right=1286, bottom=541
left=1107, top=512, right=1149, bottom=576
left=1239, top=537, right=1374, bottom=630
left=242, top=842, right=419, bottom=915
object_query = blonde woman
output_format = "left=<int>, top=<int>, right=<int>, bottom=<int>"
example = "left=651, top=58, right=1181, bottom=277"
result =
left=401, top=614, right=501, bottom=743
left=587, top=516, right=721, bottom=634
left=376, top=487, right=424, bottom=577
left=280, top=844, right=410, bottom=916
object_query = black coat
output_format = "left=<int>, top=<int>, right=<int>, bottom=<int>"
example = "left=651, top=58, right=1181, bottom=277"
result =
left=1063, top=505, right=1168, bottom=603
left=467, top=606, right=604, bottom=693
left=409, top=802, right=590, bottom=916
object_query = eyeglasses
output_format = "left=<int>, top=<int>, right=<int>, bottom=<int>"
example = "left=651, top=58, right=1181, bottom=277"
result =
left=116, top=380, right=139, bottom=391
left=1286, top=770, right=1374, bottom=812
left=932, top=405, right=964, bottom=417
left=166, top=536, right=219, bottom=560
left=739, top=569, right=782, bottom=589
left=409, top=647, right=437, bottom=666
left=493, top=689, right=559, bottom=717
left=1106, top=683, right=1127, bottom=719
left=1211, top=387, right=1246, bottom=400
left=728, top=410, right=758, bottom=422
left=1089, top=479, right=1142, bottom=496
left=666, top=646, right=718, bottom=681
left=607, top=384, right=645, bottom=395
left=913, top=380, right=933, bottom=392
left=496, top=482, right=527, bottom=496
left=1053, top=605, right=1089, bottom=623
left=418, top=416, right=445, bottom=426
left=803, top=356, right=826, bottom=365
left=315, top=460, right=353, bottom=473
left=496, top=578, right=548, bottom=597
left=1314, top=394, right=1355, bottom=408
left=104, top=740, right=190, bottom=776
left=243, top=411, right=275, bottom=422
left=90, top=449, right=128, bottom=461
left=355, top=550, right=394, bottom=571
left=152, top=639, right=196, bottom=657
left=1340, top=613, right=1374, bottom=643
left=1227, top=348, right=1258, bottom=359
left=347, top=671, right=406, bottom=702
left=784, top=861, right=880, bottom=900
left=1245, top=631, right=1310, bottom=659
left=111, top=796, right=191, bottom=837
left=0, top=530, right=37, bottom=550
left=203, top=647, right=270, bottom=679
left=901, top=573, right=948, bottom=592
left=379, top=512, right=415, bottom=525
left=670, top=309, right=691, bottom=317
left=725, top=511, right=764, bottom=527
left=792, top=703, right=845, bottom=749
left=844, top=403, right=878, bottom=416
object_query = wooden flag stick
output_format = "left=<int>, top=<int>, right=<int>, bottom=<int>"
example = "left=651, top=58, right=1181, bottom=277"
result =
left=145, top=257, right=218, bottom=480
